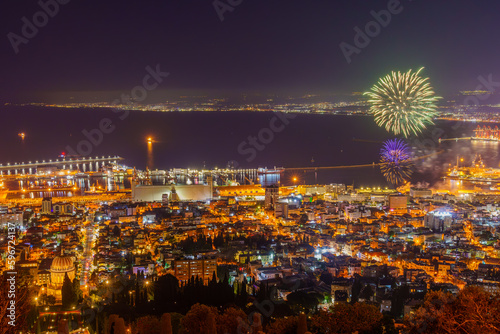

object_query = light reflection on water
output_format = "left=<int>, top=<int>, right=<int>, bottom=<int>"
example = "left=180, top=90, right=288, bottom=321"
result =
left=420, top=139, right=500, bottom=191
left=4, top=170, right=282, bottom=199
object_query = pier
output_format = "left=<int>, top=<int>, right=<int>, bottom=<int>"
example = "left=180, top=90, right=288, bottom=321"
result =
left=438, top=137, right=472, bottom=143
left=0, top=156, right=124, bottom=175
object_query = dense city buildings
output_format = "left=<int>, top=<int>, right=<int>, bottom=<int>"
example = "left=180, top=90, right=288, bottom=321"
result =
left=2, top=155, right=500, bottom=333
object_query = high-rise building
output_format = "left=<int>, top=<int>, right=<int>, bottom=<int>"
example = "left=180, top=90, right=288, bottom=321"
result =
left=207, top=175, right=213, bottom=197
left=173, top=257, right=217, bottom=284
left=162, top=193, right=169, bottom=206
left=389, top=194, right=407, bottom=214
left=41, top=197, right=52, bottom=214
left=424, top=211, right=453, bottom=232
left=275, top=202, right=288, bottom=218
left=265, top=185, right=279, bottom=209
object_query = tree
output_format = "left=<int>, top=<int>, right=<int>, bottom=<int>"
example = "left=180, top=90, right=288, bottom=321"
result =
left=135, top=315, right=160, bottom=334
left=311, top=303, right=383, bottom=334
left=217, top=307, right=249, bottom=334
left=391, top=284, right=410, bottom=318
left=206, top=312, right=217, bottom=334
left=380, top=313, right=398, bottom=334
left=73, top=278, right=83, bottom=303
left=160, top=313, right=173, bottom=334
left=297, top=313, right=308, bottom=334
left=108, top=314, right=120, bottom=334
left=287, top=291, right=321, bottom=313
left=180, top=304, right=217, bottom=334
left=351, top=275, right=362, bottom=302
left=299, top=214, right=308, bottom=225
left=170, top=313, right=184, bottom=334
left=0, top=274, right=32, bottom=334
left=113, top=317, right=127, bottom=334
left=62, top=273, right=75, bottom=309
left=113, top=225, right=121, bottom=237
left=405, top=286, right=500, bottom=334
left=180, top=304, right=250, bottom=334
left=265, top=316, right=299, bottom=334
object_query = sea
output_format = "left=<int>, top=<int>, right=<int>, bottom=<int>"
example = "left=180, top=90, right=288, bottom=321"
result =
left=1, top=105, right=499, bottom=196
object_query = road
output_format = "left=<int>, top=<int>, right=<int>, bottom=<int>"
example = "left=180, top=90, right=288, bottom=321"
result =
left=81, top=213, right=96, bottom=287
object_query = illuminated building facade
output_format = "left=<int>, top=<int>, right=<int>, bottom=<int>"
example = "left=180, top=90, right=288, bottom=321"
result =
left=265, top=185, right=279, bottom=209
left=173, top=258, right=217, bottom=284
left=47, top=254, right=76, bottom=302
left=389, top=195, right=408, bottom=214
left=424, top=210, right=453, bottom=232
left=132, top=184, right=212, bottom=202
left=42, top=197, right=52, bottom=214
left=218, top=184, right=264, bottom=197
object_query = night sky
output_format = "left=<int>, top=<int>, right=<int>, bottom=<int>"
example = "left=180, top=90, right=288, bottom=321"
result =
left=1, top=0, right=500, bottom=102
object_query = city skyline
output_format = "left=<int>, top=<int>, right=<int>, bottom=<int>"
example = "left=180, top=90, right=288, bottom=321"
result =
left=4, top=1, right=500, bottom=334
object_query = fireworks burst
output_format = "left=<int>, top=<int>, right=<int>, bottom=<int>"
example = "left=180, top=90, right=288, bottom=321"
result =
left=364, top=67, right=440, bottom=137
left=380, top=139, right=413, bottom=186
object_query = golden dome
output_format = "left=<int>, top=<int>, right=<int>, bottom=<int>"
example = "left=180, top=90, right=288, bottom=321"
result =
left=50, top=256, right=75, bottom=273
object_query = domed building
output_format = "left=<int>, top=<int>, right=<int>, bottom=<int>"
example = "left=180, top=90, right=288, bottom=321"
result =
left=47, top=250, right=76, bottom=302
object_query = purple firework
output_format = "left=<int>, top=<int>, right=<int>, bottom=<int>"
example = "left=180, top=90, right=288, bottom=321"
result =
left=380, top=139, right=413, bottom=185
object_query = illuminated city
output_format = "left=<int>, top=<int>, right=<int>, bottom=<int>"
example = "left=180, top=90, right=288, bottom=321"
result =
left=3, top=1, right=500, bottom=334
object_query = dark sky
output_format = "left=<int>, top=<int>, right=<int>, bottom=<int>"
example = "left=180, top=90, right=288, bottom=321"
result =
left=1, top=0, right=499, bottom=102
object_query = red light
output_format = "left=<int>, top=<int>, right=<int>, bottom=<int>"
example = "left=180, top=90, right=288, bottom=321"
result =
left=61, top=152, right=66, bottom=156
